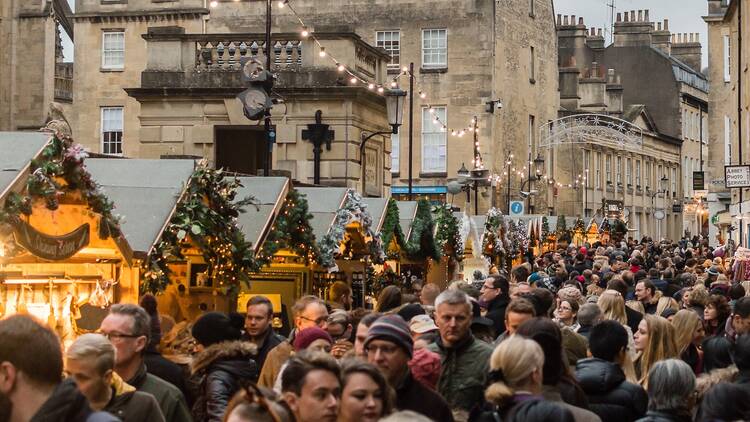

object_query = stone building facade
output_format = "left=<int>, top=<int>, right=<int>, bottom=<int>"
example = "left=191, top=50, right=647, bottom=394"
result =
left=69, top=0, right=559, bottom=214
left=554, top=10, right=708, bottom=241
left=705, top=0, right=750, bottom=247
left=0, top=0, right=73, bottom=131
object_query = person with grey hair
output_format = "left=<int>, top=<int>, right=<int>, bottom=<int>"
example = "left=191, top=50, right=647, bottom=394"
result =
left=637, top=359, right=695, bottom=422
left=66, top=333, right=165, bottom=421
left=378, top=410, right=434, bottom=422
left=427, top=289, right=493, bottom=419
left=100, top=304, right=191, bottom=422
left=576, top=303, right=602, bottom=340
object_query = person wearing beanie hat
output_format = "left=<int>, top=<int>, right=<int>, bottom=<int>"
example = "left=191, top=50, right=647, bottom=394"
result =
left=190, top=312, right=258, bottom=421
left=138, top=294, right=190, bottom=404
left=292, top=327, right=333, bottom=352
left=364, top=315, right=454, bottom=422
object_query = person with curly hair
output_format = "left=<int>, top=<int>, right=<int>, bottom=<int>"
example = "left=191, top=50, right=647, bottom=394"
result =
left=704, top=295, right=731, bottom=337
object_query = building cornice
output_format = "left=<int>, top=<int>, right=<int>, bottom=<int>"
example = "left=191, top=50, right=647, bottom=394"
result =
left=72, top=8, right=208, bottom=23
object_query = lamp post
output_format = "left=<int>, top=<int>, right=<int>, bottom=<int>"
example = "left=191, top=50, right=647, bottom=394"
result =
left=650, top=174, right=669, bottom=240
left=360, top=88, right=406, bottom=195
left=455, top=162, right=488, bottom=215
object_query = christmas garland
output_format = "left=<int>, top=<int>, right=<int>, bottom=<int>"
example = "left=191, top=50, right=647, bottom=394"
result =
left=434, top=203, right=463, bottom=262
left=542, top=216, right=551, bottom=238
left=482, top=207, right=509, bottom=262
left=507, top=219, right=529, bottom=257
left=142, top=162, right=259, bottom=294
left=380, top=198, right=407, bottom=259
left=0, top=132, right=122, bottom=258
left=403, top=199, right=441, bottom=262
left=318, top=190, right=385, bottom=271
left=257, top=189, right=320, bottom=265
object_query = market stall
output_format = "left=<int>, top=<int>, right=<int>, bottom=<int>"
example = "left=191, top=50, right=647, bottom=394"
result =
left=396, top=199, right=441, bottom=286
left=0, top=132, right=137, bottom=344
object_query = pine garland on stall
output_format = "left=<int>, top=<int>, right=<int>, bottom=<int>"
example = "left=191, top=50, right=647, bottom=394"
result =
left=403, top=199, right=441, bottom=261
left=434, top=203, right=463, bottom=262
left=257, top=190, right=320, bottom=266
left=556, top=215, right=571, bottom=242
left=142, top=162, right=259, bottom=294
left=482, top=208, right=509, bottom=262
left=542, top=216, right=550, bottom=238
left=380, top=198, right=407, bottom=259
left=0, top=132, right=122, bottom=258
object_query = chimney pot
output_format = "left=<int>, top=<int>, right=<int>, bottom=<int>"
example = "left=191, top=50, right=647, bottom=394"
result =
left=563, top=15, right=569, bottom=25
left=617, top=12, right=622, bottom=22
left=657, top=22, right=662, bottom=31
left=578, top=17, right=584, bottom=25
left=695, top=33, right=700, bottom=42
left=664, top=19, right=669, bottom=31
left=598, top=28, right=602, bottom=36
left=624, top=12, right=629, bottom=22
left=638, top=10, right=643, bottom=22
left=571, top=15, right=576, bottom=25
left=557, top=14, right=562, bottom=25
left=690, top=33, right=695, bottom=42
left=592, top=61, right=598, bottom=77
left=630, top=10, right=636, bottom=22
left=645, top=9, right=650, bottom=22
left=590, top=27, right=595, bottom=36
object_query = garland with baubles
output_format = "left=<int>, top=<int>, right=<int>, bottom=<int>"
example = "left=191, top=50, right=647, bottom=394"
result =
left=0, top=132, right=122, bottom=258
left=403, top=199, right=441, bottom=262
left=380, top=198, right=407, bottom=259
left=482, top=208, right=510, bottom=262
left=257, top=189, right=320, bottom=266
left=434, top=203, right=463, bottom=262
left=142, top=162, right=258, bottom=294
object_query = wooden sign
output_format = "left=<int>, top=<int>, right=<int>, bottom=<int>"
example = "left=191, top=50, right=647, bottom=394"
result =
left=13, top=220, right=90, bottom=261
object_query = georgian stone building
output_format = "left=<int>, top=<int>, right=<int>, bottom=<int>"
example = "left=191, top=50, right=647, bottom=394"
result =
left=555, top=10, right=708, bottom=241
left=69, top=0, right=559, bottom=214
left=704, top=0, right=750, bottom=247
left=0, top=0, right=73, bottom=131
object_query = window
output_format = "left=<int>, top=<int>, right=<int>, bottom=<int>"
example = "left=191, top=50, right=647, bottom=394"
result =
left=616, top=156, right=622, bottom=185
left=671, top=167, right=677, bottom=194
left=528, top=115, right=535, bottom=151
left=584, top=150, right=590, bottom=187
left=376, top=31, right=400, bottom=70
left=636, top=160, right=641, bottom=187
left=684, top=157, right=690, bottom=196
left=529, top=0, right=535, bottom=16
left=606, top=154, right=612, bottom=185
left=529, top=46, right=535, bottom=82
left=682, top=109, right=687, bottom=138
left=595, top=152, right=601, bottom=188
left=421, top=107, right=447, bottom=172
left=101, top=107, right=123, bottom=155
left=725, top=115, right=732, bottom=164
left=391, top=133, right=399, bottom=173
left=422, top=29, right=447, bottom=68
left=657, top=165, right=663, bottom=187
left=626, top=158, right=632, bottom=186
left=646, top=162, right=652, bottom=189
left=724, top=34, right=731, bottom=82
left=102, top=31, right=125, bottom=70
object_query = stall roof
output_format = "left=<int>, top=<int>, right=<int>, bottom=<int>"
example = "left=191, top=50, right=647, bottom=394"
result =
left=0, top=132, right=51, bottom=200
left=234, top=177, right=289, bottom=253
left=296, top=187, right=348, bottom=241
left=86, top=158, right=195, bottom=255
left=397, top=201, right=418, bottom=241
left=362, top=198, right=388, bottom=233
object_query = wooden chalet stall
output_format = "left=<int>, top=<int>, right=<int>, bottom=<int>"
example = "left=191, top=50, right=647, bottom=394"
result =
left=0, top=133, right=137, bottom=345
left=457, top=213, right=489, bottom=283
left=299, top=187, right=384, bottom=308
left=396, top=200, right=441, bottom=287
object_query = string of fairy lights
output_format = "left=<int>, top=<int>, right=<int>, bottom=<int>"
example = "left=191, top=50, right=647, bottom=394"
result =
left=208, top=0, right=583, bottom=191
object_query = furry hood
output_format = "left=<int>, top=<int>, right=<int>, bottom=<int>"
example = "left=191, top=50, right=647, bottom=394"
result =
left=695, top=365, right=738, bottom=400
left=190, top=340, right=258, bottom=375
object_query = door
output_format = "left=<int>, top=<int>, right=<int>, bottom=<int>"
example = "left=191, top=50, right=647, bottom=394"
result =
left=214, top=126, right=269, bottom=175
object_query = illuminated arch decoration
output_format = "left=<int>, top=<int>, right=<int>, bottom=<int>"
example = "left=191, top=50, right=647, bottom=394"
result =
left=539, top=114, right=643, bottom=151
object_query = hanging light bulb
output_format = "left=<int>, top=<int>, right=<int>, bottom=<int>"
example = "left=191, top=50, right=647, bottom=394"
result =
left=419, top=91, right=426, bottom=99
left=301, top=26, right=309, bottom=37
left=210, top=0, right=218, bottom=7
left=428, top=108, right=435, bottom=114
left=377, top=86, right=384, bottom=93
left=367, top=83, right=375, bottom=90
left=402, top=65, right=409, bottom=72
left=350, top=76, right=357, bottom=84
left=319, top=47, right=326, bottom=57
left=390, top=81, right=398, bottom=88
left=278, top=0, right=287, bottom=8
left=337, top=63, right=345, bottom=72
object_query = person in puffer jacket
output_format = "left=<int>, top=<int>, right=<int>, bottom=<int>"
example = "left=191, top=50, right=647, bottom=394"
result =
left=575, top=321, right=648, bottom=422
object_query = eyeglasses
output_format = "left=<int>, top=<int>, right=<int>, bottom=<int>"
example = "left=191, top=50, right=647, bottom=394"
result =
left=97, top=331, right=141, bottom=341
left=299, top=315, right=328, bottom=326
left=365, top=344, right=399, bottom=356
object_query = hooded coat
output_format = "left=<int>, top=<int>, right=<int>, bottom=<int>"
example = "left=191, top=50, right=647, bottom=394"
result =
left=30, top=379, right=120, bottom=422
left=190, top=341, right=258, bottom=422
left=575, top=358, right=648, bottom=422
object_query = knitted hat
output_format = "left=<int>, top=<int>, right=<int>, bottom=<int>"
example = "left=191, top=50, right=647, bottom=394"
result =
left=191, top=312, right=243, bottom=347
left=558, top=286, right=583, bottom=305
left=293, top=327, right=333, bottom=351
left=364, top=314, right=414, bottom=357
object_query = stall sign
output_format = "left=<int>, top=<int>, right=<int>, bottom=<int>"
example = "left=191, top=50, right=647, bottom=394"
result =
left=725, top=165, right=750, bottom=188
left=13, top=220, right=90, bottom=261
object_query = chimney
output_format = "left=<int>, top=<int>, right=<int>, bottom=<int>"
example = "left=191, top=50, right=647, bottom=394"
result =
left=586, top=26, right=605, bottom=50
left=613, top=9, right=653, bottom=47
left=671, top=32, right=702, bottom=72
left=606, top=68, right=623, bottom=114
left=559, top=56, right=581, bottom=111
left=651, top=18, right=671, bottom=55
left=558, top=15, right=589, bottom=69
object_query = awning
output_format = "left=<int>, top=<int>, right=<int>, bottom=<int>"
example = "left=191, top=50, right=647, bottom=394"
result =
left=234, top=177, right=289, bottom=253
left=397, top=201, right=418, bottom=241
left=362, top=198, right=389, bottom=233
left=296, top=187, right=348, bottom=240
left=0, top=132, right=52, bottom=202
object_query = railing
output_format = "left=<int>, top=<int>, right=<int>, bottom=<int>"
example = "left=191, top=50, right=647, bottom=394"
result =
left=195, top=38, right=303, bottom=71
left=54, top=63, right=73, bottom=102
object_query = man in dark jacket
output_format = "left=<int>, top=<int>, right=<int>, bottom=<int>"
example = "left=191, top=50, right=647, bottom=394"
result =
left=66, top=333, right=165, bottom=422
left=365, top=314, right=454, bottom=422
left=0, top=315, right=118, bottom=422
left=100, top=304, right=192, bottom=422
left=480, top=274, right=510, bottom=335
left=242, top=295, right=285, bottom=373
left=191, top=312, right=258, bottom=422
left=575, top=321, right=647, bottom=422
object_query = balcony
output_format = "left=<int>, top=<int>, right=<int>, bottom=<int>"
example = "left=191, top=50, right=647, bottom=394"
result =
left=54, top=63, right=73, bottom=103
left=139, top=27, right=389, bottom=91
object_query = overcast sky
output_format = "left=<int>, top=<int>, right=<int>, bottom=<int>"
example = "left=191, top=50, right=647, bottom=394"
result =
left=554, top=0, right=709, bottom=69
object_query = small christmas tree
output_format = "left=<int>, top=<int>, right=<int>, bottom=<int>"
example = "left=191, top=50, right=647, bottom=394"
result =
left=541, top=216, right=550, bottom=238
left=556, top=215, right=571, bottom=242
left=573, top=217, right=586, bottom=233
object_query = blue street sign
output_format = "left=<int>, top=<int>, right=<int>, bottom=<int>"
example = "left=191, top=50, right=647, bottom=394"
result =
left=510, top=201, right=524, bottom=215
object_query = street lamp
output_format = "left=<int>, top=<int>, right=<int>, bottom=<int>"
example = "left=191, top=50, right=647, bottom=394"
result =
left=533, top=153, right=545, bottom=179
left=456, top=163, right=470, bottom=182
left=650, top=174, right=670, bottom=240
left=452, top=162, right=489, bottom=215
left=360, top=88, right=407, bottom=195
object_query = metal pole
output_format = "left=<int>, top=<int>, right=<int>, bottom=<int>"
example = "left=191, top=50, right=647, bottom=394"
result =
left=507, top=153, right=511, bottom=214
left=738, top=1, right=744, bottom=246
left=263, top=0, right=272, bottom=177
left=408, top=62, right=414, bottom=201
left=473, top=116, right=479, bottom=215
left=527, top=151, right=532, bottom=213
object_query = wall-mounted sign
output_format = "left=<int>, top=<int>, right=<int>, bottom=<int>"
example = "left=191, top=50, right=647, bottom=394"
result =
left=603, top=199, right=624, bottom=219
left=510, top=201, right=525, bottom=215
left=654, top=209, right=666, bottom=220
left=725, top=165, right=750, bottom=188
left=672, top=204, right=683, bottom=213
left=692, top=171, right=705, bottom=191
left=13, top=220, right=90, bottom=261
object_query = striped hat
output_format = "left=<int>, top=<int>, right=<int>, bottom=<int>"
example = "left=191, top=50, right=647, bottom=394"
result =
left=364, top=314, right=414, bottom=357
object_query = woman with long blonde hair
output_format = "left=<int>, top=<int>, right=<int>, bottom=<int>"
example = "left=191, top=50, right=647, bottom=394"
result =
left=634, top=314, right=679, bottom=386
left=671, top=309, right=704, bottom=374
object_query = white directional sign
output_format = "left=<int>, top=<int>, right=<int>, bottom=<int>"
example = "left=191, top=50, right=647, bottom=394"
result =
left=725, top=165, right=750, bottom=188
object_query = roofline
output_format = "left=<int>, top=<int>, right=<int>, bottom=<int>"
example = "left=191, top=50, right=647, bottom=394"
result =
left=252, top=178, right=290, bottom=254
left=0, top=134, right=51, bottom=204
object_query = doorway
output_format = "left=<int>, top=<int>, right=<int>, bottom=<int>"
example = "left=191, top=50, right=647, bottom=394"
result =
left=214, top=126, right=270, bottom=175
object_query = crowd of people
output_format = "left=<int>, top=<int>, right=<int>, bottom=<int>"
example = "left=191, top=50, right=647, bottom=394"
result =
left=2, top=236, right=750, bottom=422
